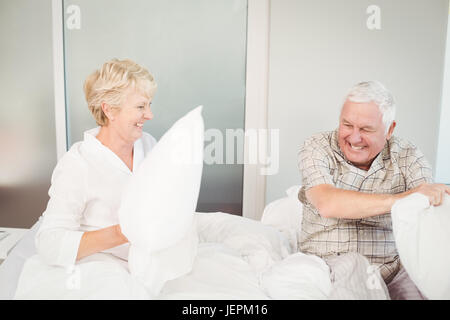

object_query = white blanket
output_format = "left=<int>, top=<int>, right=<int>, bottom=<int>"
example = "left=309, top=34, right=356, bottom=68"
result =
left=159, top=243, right=269, bottom=300
left=13, top=182, right=394, bottom=300
left=260, top=252, right=332, bottom=300
left=14, top=212, right=332, bottom=300
left=15, top=253, right=150, bottom=300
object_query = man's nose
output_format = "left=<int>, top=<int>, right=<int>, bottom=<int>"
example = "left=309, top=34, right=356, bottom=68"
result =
left=348, top=128, right=362, bottom=143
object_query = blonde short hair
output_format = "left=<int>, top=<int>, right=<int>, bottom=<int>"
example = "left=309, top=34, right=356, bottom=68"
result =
left=84, top=59, right=157, bottom=126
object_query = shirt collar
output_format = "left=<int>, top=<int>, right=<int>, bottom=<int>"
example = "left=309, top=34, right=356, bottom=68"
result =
left=83, top=127, right=144, bottom=174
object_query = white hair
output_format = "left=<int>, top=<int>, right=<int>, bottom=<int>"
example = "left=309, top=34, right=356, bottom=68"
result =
left=345, top=81, right=396, bottom=134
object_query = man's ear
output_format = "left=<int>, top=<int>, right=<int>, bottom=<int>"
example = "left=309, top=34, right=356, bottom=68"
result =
left=101, top=102, right=115, bottom=121
left=386, top=121, right=396, bottom=140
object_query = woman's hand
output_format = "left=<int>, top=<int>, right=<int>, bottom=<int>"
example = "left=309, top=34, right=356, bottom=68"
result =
left=114, top=224, right=129, bottom=243
left=76, top=224, right=129, bottom=261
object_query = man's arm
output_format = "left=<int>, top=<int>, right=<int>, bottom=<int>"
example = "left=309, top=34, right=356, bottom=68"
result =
left=306, top=183, right=450, bottom=219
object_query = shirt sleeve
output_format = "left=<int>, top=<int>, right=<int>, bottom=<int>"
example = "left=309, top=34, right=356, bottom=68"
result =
left=298, top=137, right=335, bottom=189
left=297, top=136, right=335, bottom=204
left=35, top=151, right=86, bottom=267
left=404, top=146, right=433, bottom=190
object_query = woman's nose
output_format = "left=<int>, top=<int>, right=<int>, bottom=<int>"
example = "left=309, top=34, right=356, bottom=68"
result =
left=144, top=105, right=153, bottom=120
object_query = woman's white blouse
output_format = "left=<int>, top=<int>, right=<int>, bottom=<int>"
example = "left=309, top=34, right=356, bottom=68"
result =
left=35, top=127, right=157, bottom=267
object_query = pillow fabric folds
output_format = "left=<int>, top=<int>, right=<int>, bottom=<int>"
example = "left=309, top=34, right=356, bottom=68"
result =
left=391, top=193, right=450, bottom=300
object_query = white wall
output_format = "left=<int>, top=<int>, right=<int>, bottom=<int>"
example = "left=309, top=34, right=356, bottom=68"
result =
left=436, top=9, right=450, bottom=184
left=266, top=0, right=449, bottom=203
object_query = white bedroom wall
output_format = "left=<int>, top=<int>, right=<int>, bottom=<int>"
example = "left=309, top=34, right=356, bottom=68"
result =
left=266, top=0, right=449, bottom=203
left=436, top=8, right=450, bottom=184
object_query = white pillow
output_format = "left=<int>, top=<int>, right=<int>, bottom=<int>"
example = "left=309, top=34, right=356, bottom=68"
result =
left=391, top=193, right=450, bottom=300
left=261, top=185, right=303, bottom=253
left=118, top=106, right=204, bottom=296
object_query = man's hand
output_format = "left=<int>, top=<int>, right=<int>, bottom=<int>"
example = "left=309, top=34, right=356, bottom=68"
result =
left=407, top=183, right=450, bottom=206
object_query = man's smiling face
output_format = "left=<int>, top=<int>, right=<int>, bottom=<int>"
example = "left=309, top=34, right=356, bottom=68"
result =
left=338, top=99, right=395, bottom=171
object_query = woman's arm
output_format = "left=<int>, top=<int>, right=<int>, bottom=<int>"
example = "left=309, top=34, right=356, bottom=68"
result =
left=36, top=152, right=87, bottom=266
left=76, top=224, right=128, bottom=261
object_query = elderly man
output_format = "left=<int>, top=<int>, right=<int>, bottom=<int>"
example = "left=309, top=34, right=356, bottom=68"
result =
left=298, top=81, right=450, bottom=300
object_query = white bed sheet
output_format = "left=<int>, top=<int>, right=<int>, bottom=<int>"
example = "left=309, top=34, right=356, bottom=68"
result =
left=11, top=212, right=308, bottom=300
left=0, top=186, right=302, bottom=299
left=0, top=218, right=41, bottom=299
left=1, top=203, right=387, bottom=300
left=5, top=211, right=331, bottom=300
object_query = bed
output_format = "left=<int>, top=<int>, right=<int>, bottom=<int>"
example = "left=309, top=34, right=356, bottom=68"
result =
left=0, top=186, right=389, bottom=300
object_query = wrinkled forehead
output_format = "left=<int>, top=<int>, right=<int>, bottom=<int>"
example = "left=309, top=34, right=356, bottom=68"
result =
left=340, top=99, right=384, bottom=127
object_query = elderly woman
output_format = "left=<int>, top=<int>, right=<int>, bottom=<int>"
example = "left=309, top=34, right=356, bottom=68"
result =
left=35, top=59, right=157, bottom=266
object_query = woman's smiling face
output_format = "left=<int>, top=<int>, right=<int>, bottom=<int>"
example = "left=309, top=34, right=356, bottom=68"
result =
left=109, top=87, right=153, bottom=143
left=338, top=99, right=394, bottom=171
